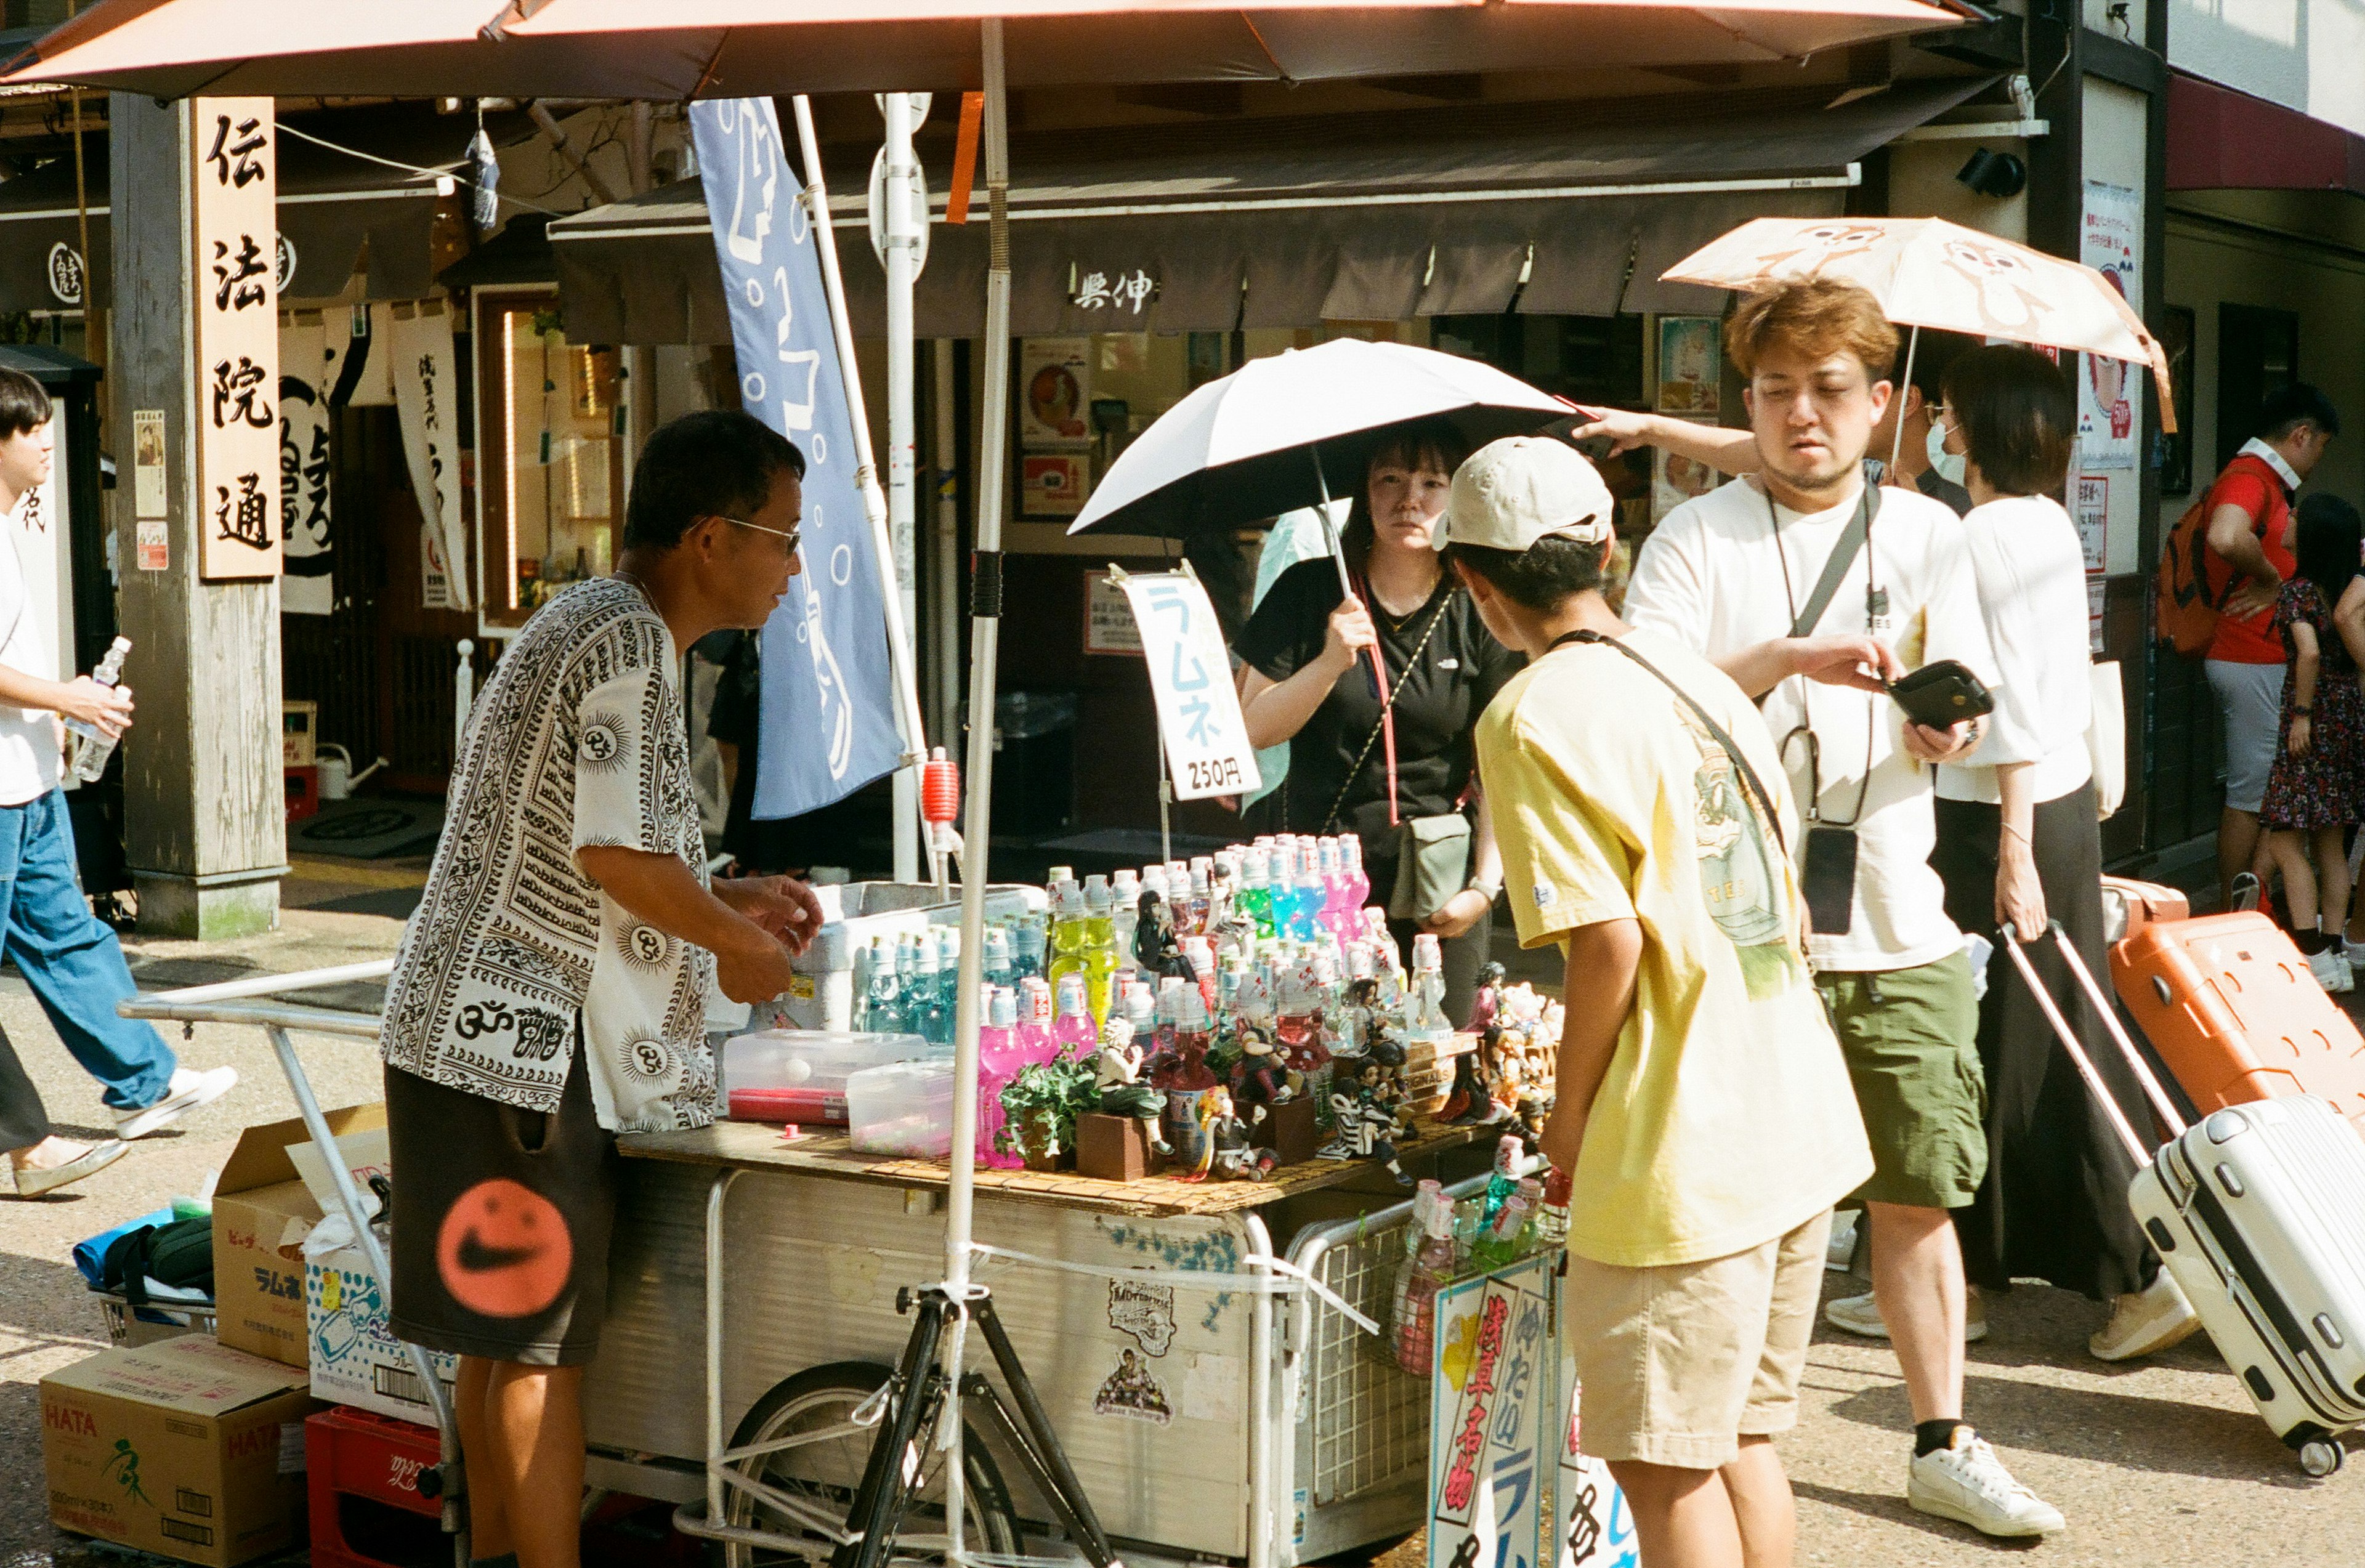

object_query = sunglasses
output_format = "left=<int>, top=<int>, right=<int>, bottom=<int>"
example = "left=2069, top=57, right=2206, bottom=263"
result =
left=718, top=514, right=803, bottom=555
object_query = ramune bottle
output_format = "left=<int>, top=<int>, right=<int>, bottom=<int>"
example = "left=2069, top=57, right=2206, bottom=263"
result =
left=860, top=936, right=904, bottom=1033
left=978, top=985, right=1023, bottom=1169
left=907, top=933, right=948, bottom=1046
left=1017, top=976, right=1056, bottom=1062
left=1110, top=869, right=1141, bottom=976
left=1081, top=874, right=1121, bottom=1023
left=1012, top=912, right=1046, bottom=982
left=1045, top=878, right=1088, bottom=1007
left=982, top=924, right=1016, bottom=993
left=1394, top=1192, right=1458, bottom=1375
left=1239, top=847, right=1275, bottom=939
left=1051, top=972, right=1100, bottom=1058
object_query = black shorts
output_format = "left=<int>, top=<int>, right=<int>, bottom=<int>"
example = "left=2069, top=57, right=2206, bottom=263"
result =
left=384, top=1046, right=619, bottom=1367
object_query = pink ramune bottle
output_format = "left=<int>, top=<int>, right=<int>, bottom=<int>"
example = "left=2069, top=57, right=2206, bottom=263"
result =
left=1017, top=976, right=1056, bottom=1065
left=1051, top=972, right=1099, bottom=1059
left=1339, top=836, right=1371, bottom=930
left=978, top=984, right=1024, bottom=1170
left=1394, top=1192, right=1459, bottom=1374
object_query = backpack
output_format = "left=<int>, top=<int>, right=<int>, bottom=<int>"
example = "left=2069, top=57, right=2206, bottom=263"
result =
left=2155, top=493, right=2225, bottom=657
left=97, top=1216, right=214, bottom=1306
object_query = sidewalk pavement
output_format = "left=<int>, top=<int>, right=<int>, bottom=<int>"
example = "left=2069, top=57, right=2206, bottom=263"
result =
left=4, top=857, right=2363, bottom=1564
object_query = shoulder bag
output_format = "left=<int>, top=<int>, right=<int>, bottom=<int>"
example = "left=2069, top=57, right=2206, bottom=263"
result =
left=1317, top=589, right=1471, bottom=923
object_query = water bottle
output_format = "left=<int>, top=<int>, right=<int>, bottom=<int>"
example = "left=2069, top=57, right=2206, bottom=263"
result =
left=65, top=636, right=132, bottom=783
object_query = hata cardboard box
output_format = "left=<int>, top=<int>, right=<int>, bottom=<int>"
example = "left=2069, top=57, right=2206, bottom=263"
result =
left=41, top=1335, right=316, bottom=1567
left=211, top=1102, right=387, bottom=1370
left=307, top=1242, right=458, bottom=1425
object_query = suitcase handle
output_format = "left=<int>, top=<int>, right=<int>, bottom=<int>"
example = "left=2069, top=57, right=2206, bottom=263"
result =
left=2000, top=921, right=2191, bottom=1166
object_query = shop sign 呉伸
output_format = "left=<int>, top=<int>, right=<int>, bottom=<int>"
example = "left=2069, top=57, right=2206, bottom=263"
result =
left=1071, top=266, right=1158, bottom=317
left=193, top=97, right=282, bottom=581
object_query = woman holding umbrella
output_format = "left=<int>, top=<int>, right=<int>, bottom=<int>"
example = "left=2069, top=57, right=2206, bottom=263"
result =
left=1233, top=419, right=1517, bottom=1021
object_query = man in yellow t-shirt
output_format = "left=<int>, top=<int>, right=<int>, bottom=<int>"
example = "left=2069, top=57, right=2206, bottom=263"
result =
left=1442, top=437, right=1872, bottom=1568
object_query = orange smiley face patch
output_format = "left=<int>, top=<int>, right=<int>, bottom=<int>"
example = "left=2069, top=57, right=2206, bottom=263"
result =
left=435, top=1178, right=573, bottom=1319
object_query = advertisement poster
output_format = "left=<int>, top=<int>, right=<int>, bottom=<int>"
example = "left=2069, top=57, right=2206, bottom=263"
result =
left=2077, top=182, right=2141, bottom=471
left=1429, top=1258, right=1553, bottom=1568
left=1655, top=317, right=1721, bottom=416
left=1115, top=570, right=1261, bottom=802
left=1652, top=440, right=1720, bottom=523
left=132, top=409, right=167, bottom=520
left=2074, top=475, right=2108, bottom=573
left=1021, top=337, right=1094, bottom=448
left=192, top=97, right=282, bottom=580
left=1023, top=453, right=1090, bottom=519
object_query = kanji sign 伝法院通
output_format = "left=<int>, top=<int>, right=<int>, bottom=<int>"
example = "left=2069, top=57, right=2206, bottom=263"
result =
left=194, top=99, right=280, bottom=580
left=1115, top=571, right=1261, bottom=802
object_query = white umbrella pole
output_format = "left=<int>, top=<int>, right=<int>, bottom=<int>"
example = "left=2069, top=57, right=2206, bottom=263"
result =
left=883, top=89, right=924, bottom=885
left=940, top=18, right=1010, bottom=1561
left=1888, top=323, right=1920, bottom=479
left=792, top=94, right=940, bottom=887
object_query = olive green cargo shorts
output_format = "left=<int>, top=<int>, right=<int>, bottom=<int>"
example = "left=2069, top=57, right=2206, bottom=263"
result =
left=1814, top=952, right=1987, bottom=1210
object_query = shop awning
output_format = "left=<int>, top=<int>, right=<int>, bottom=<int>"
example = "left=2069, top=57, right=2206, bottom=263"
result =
left=2168, top=70, right=2365, bottom=195
left=553, top=73, right=1995, bottom=344
left=0, top=108, right=501, bottom=312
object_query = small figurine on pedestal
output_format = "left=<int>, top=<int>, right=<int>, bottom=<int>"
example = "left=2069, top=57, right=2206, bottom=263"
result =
left=1465, top=960, right=1506, bottom=1035
left=1095, top=1018, right=1174, bottom=1157
left=1190, top=1089, right=1277, bottom=1182
left=1441, top=1047, right=1497, bottom=1125
left=1322, top=1060, right=1414, bottom=1187
left=1134, top=889, right=1194, bottom=984
left=1230, top=1026, right=1293, bottom=1109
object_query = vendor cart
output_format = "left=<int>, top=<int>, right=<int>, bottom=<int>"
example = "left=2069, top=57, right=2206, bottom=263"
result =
left=125, top=963, right=1497, bottom=1568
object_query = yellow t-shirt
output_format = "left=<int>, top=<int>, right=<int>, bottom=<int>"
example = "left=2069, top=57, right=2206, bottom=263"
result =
left=1478, top=628, right=1874, bottom=1269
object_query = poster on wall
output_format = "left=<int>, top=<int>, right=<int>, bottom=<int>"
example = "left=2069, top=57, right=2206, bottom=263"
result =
left=2074, top=475, right=2108, bottom=573
left=1428, top=1257, right=1553, bottom=1568
left=193, top=97, right=283, bottom=580
left=2077, top=181, right=2141, bottom=471
left=389, top=299, right=471, bottom=612
left=1655, top=317, right=1721, bottom=416
left=1021, top=337, right=1093, bottom=448
left=278, top=312, right=333, bottom=615
left=1652, top=440, right=1719, bottom=523
left=1022, top=453, right=1090, bottom=519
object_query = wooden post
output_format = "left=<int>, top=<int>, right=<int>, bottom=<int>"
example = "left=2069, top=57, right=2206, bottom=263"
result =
left=110, top=94, right=286, bottom=937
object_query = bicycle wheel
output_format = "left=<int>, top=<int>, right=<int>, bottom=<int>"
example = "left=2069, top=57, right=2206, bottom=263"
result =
left=712, top=1359, right=1024, bottom=1568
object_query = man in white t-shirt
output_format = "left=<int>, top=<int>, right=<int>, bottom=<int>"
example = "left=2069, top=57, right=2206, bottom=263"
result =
left=1624, top=280, right=2061, bottom=1539
left=0, top=368, right=238, bottom=1198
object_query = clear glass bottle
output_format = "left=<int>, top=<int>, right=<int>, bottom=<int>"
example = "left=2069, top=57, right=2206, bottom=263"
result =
left=859, top=936, right=902, bottom=1033
left=1011, top=911, right=1047, bottom=983
left=907, top=932, right=948, bottom=1046
left=1110, top=869, right=1141, bottom=976
left=982, top=923, right=1016, bottom=993
left=1394, top=1195, right=1459, bottom=1375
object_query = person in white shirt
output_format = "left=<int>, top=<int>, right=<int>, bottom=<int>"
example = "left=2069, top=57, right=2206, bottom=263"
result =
left=0, top=368, right=236, bottom=1198
left=1623, top=279, right=2061, bottom=1540
left=1922, top=346, right=2203, bottom=1368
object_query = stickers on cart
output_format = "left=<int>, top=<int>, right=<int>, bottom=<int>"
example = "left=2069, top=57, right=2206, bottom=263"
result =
left=1115, top=570, right=1263, bottom=802
left=1430, top=1257, right=1551, bottom=1568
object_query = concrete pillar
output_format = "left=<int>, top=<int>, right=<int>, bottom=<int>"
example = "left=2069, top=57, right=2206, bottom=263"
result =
left=110, top=93, right=285, bottom=937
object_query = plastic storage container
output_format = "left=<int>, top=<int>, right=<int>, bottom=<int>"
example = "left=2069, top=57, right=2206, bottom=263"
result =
left=845, top=1059, right=958, bottom=1158
left=764, top=880, right=1049, bottom=1033
left=722, top=1030, right=937, bottom=1125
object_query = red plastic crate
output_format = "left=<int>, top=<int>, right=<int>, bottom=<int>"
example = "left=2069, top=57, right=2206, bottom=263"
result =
left=307, top=1405, right=447, bottom=1568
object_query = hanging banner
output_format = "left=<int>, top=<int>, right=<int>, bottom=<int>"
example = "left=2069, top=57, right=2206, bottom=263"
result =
left=389, top=299, right=471, bottom=612
left=1429, top=1257, right=1553, bottom=1568
left=322, top=302, right=394, bottom=409
left=1116, top=570, right=1261, bottom=802
left=2077, top=180, right=2141, bottom=472
left=690, top=96, right=902, bottom=820
left=193, top=97, right=281, bottom=580
left=278, top=313, right=333, bottom=615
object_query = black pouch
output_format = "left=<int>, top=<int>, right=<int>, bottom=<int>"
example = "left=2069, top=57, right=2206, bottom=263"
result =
left=1800, top=825, right=1859, bottom=936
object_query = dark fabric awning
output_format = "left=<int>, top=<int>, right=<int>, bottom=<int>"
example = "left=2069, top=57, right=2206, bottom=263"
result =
left=2168, top=70, right=2365, bottom=195
left=553, top=75, right=1992, bottom=344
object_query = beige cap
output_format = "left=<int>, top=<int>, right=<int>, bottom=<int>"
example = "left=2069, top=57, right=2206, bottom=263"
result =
left=1444, top=436, right=1616, bottom=553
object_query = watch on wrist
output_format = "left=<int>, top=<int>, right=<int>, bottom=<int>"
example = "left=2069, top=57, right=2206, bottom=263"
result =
left=1468, top=877, right=1503, bottom=902
left=2295, top=705, right=2314, bottom=716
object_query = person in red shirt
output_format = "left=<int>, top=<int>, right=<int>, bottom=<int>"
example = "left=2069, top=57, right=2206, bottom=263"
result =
left=2202, top=384, right=2340, bottom=910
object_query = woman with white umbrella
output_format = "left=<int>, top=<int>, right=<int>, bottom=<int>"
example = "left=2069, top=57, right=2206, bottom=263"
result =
left=1232, top=418, right=1517, bottom=1022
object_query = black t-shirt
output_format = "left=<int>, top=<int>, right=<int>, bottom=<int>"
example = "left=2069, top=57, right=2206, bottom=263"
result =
left=1235, top=559, right=1519, bottom=865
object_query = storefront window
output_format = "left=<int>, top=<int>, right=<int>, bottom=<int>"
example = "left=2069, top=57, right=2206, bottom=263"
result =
left=471, top=286, right=624, bottom=628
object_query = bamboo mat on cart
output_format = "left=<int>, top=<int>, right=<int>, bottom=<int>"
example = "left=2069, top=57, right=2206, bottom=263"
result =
left=619, top=1117, right=1483, bottom=1219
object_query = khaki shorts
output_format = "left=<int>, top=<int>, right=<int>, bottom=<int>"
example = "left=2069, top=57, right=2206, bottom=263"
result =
left=1816, top=953, right=1987, bottom=1210
left=1561, top=1210, right=1833, bottom=1470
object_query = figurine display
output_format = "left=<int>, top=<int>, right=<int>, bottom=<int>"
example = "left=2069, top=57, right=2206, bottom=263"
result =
left=1186, top=1088, right=1277, bottom=1182
left=1323, top=1059, right=1415, bottom=1186
left=1465, top=960, right=1506, bottom=1035
left=1133, top=889, right=1195, bottom=984
left=1229, top=1025, right=1293, bottom=1108
left=1094, top=1018, right=1174, bottom=1157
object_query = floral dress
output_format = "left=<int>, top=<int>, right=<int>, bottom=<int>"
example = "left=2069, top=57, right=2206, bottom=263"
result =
left=2260, top=577, right=2365, bottom=830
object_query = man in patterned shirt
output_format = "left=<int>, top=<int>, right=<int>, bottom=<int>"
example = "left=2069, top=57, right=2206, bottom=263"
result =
left=380, top=410, right=824, bottom=1568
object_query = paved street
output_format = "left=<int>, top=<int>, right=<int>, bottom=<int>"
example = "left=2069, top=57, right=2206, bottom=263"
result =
left=2, top=862, right=2361, bottom=1566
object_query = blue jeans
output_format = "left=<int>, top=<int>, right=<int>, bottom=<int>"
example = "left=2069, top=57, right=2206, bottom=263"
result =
left=0, top=790, right=174, bottom=1111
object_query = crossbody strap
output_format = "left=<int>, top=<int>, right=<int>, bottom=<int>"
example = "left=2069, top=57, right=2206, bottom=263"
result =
left=1323, top=592, right=1451, bottom=835
left=1551, top=630, right=1787, bottom=855
left=1787, top=475, right=1881, bottom=639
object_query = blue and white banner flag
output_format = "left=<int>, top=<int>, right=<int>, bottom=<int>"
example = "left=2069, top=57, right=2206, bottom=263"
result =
left=691, top=97, right=902, bottom=820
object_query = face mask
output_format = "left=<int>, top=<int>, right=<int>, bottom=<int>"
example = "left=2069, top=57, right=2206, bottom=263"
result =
left=1927, top=419, right=1969, bottom=487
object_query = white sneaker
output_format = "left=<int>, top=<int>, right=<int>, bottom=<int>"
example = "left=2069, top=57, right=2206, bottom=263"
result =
left=2309, top=945, right=2355, bottom=995
left=2343, top=937, right=2365, bottom=973
left=10, top=1139, right=127, bottom=1196
left=1908, top=1429, right=2064, bottom=1538
left=1824, top=1287, right=1989, bottom=1342
left=2090, top=1272, right=2203, bottom=1362
left=1825, top=1211, right=1860, bottom=1271
left=113, top=1066, right=239, bottom=1141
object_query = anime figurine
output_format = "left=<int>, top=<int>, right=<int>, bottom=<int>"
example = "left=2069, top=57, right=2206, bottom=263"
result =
left=1441, top=1048, right=1498, bottom=1125
left=1321, top=1061, right=1414, bottom=1186
left=1095, top=1018, right=1175, bottom=1157
left=1333, top=976, right=1381, bottom=1061
left=1187, top=1088, right=1277, bottom=1182
left=1465, top=960, right=1506, bottom=1035
left=1133, top=889, right=1194, bottom=983
left=1229, top=1025, right=1293, bottom=1108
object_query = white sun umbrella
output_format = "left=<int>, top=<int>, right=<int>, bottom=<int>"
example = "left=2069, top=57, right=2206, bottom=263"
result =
left=1069, top=339, right=1574, bottom=565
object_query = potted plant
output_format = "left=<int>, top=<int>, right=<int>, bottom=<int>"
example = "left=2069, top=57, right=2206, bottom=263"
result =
left=997, top=1058, right=1098, bottom=1171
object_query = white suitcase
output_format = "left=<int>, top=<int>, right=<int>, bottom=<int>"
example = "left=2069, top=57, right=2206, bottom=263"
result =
left=2004, top=925, right=2365, bottom=1478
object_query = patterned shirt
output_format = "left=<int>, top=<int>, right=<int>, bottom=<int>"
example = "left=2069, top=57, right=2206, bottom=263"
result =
left=381, top=577, right=717, bottom=1133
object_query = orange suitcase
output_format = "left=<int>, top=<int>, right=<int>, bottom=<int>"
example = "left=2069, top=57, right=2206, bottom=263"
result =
left=2111, top=910, right=2365, bottom=1138
left=2100, top=876, right=2190, bottom=944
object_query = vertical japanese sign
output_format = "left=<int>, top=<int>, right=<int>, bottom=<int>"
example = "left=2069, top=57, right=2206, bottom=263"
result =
left=389, top=301, right=470, bottom=611
left=1429, top=1259, right=1551, bottom=1568
left=193, top=98, right=281, bottom=581
left=278, top=313, right=333, bottom=615
left=1115, top=570, right=1262, bottom=801
left=690, top=97, right=903, bottom=820
left=1553, top=1281, right=1634, bottom=1568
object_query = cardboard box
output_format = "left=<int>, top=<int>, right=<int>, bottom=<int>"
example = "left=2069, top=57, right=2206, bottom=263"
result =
left=306, top=1244, right=458, bottom=1426
left=41, top=1336, right=317, bottom=1567
left=211, top=1103, right=386, bottom=1370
